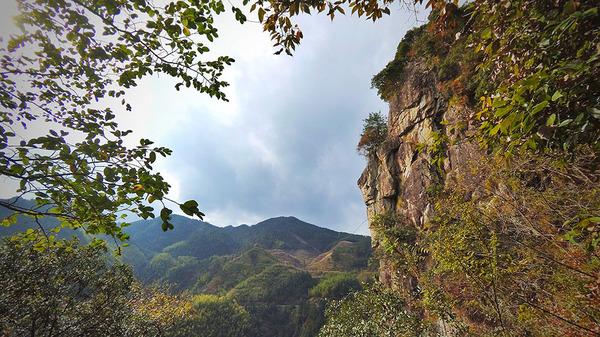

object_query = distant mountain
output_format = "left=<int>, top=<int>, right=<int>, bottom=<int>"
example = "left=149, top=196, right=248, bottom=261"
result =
left=125, top=215, right=366, bottom=257
left=117, top=214, right=373, bottom=337
left=121, top=215, right=371, bottom=288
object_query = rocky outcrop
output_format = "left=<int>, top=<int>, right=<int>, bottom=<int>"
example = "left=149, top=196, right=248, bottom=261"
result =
left=358, top=61, right=482, bottom=291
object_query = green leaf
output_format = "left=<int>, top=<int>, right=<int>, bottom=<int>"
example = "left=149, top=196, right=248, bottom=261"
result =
left=586, top=217, right=600, bottom=224
left=489, top=124, right=501, bottom=136
left=180, top=199, right=203, bottom=219
left=258, top=7, right=266, bottom=22
left=1, top=214, right=17, bottom=227
left=558, top=119, right=573, bottom=127
left=530, top=101, right=549, bottom=115
left=481, top=28, right=492, bottom=40
left=160, top=207, right=173, bottom=222
left=551, top=91, right=563, bottom=101
left=546, top=114, right=556, bottom=126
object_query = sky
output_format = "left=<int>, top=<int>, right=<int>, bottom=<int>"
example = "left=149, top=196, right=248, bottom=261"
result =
left=0, top=1, right=427, bottom=235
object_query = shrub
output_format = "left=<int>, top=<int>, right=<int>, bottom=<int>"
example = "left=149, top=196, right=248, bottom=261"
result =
left=317, top=284, right=422, bottom=337
left=371, top=26, right=426, bottom=100
left=0, top=234, right=188, bottom=337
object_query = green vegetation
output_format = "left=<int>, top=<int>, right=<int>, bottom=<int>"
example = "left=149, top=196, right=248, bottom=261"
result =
left=371, top=1, right=599, bottom=153
left=318, top=284, right=422, bottom=337
left=474, top=1, right=600, bottom=152
left=3, top=0, right=597, bottom=336
left=167, top=295, right=252, bottom=337
left=230, top=264, right=314, bottom=304
left=355, top=1, right=600, bottom=334
left=309, top=273, right=361, bottom=300
left=125, top=217, right=372, bottom=337
left=357, top=112, right=388, bottom=156
left=0, top=0, right=220, bottom=244
left=421, top=150, right=600, bottom=336
left=0, top=225, right=370, bottom=337
left=0, top=234, right=191, bottom=337
left=330, top=239, right=372, bottom=270
left=371, top=25, right=427, bottom=100
left=0, top=212, right=373, bottom=336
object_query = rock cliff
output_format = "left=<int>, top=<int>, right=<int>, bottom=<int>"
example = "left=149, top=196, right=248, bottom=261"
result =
left=358, top=59, right=483, bottom=307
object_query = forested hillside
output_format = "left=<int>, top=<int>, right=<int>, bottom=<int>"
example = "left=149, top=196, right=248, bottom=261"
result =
left=120, top=215, right=372, bottom=336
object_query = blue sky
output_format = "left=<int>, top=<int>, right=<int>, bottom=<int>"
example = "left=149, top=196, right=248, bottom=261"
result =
left=0, top=1, right=427, bottom=234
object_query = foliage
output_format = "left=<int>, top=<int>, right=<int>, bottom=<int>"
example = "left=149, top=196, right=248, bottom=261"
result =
left=113, top=216, right=373, bottom=337
left=374, top=0, right=599, bottom=153
left=0, top=0, right=251, bottom=243
left=0, top=234, right=186, bottom=337
left=317, top=283, right=422, bottom=337
left=167, top=294, right=252, bottom=337
left=424, top=148, right=600, bottom=336
left=330, top=238, right=372, bottom=270
left=244, top=0, right=454, bottom=56
left=357, top=112, right=388, bottom=156
left=229, top=264, right=315, bottom=304
left=371, top=25, right=426, bottom=100
left=366, top=2, right=600, bottom=334
left=472, top=1, right=600, bottom=152
left=148, top=252, right=178, bottom=279
left=128, top=285, right=194, bottom=337
left=416, top=129, right=447, bottom=172
left=370, top=211, right=427, bottom=278
left=194, top=246, right=279, bottom=293
left=309, top=273, right=361, bottom=300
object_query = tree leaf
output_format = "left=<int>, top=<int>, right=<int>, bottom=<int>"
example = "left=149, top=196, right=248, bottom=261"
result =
left=551, top=91, right=563, bottom=101
left=530, top=101, right=549, bottom=115
left=546, top=113, right=556, bottom=126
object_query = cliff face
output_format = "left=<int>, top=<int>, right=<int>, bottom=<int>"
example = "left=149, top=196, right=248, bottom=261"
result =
left=357, top=59, right=600, bottom=336
left=353, top=2, right=600, bottom=334
left=358, top=60, right=482, bottom=293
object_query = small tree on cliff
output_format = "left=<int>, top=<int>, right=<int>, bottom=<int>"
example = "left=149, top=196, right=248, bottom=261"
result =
left=357, top=112, right=387, bottom=157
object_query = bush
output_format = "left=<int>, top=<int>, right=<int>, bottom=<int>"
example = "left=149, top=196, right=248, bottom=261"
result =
left=371, top=26, right=426, bottom=100
left=0, top=234, right=187, bottom=337
left=317, top=284, right=421, bottom=337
